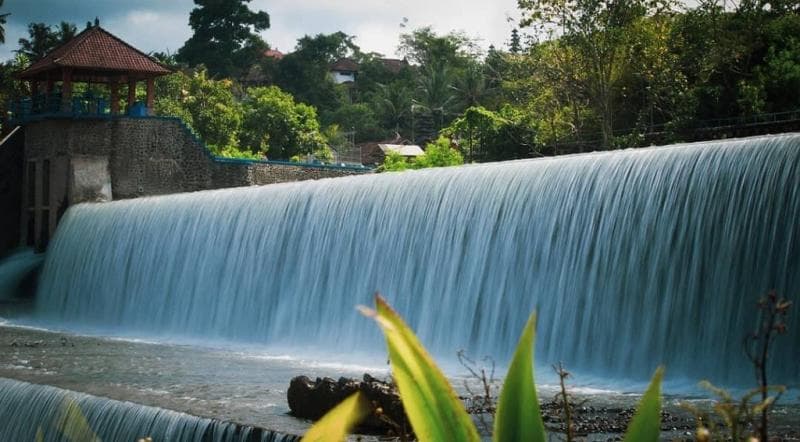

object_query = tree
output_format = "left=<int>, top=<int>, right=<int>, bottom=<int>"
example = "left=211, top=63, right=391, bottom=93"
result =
left=373, top=82, right=414, bottom=135
left=275, top=32, right=360, bottom=114
left=177, top=0, right=270, bottom=78
left=518, top=0, right=676, bottom=148
left=0, top=0, right=9, bottom=44
left=0, top=53, right=30, bottom=131
left=159, top=69, right=243, bottom=155
left=509, top=28, right=522, bottom=54
left=379, top=135, right=464, bottom=171
left=323, top=102, right=385, bottom=143
left=399, top=27, right=483, bottom=141
left=415, top=135, right=464, bottom=168
left=443, top=106, right=536, bottom=162
left=240, top=85, right=329, bottom=160
left=17, top=21, right=77, bottom=61
left=413, top=63, right=457, bottom=140
left=453, top=63, right=488, bottom=109
left=398, top=27, right=478, bottom=70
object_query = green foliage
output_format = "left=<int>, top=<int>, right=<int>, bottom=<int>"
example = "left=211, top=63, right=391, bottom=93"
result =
left=493, top=313, right=546, bottom=442
left=398, top=27, right=485, bottom=139
left=623, top=367, right=664, bottom=442
left=371, top=81, right=414, bottom=134
left=177, top=0, right=270, bottom=78
left=379, top=151, right=411, bottom=172
left=518, top=0, right=677, bottom=148
left=306, top=296, right=665, bottom=441
left=359, top=295, right=481, bottom=441
left=0, top=54, right=31, bottom=132
left=416, top=136, right=464, bottom=168
left=17, top=21, right=78, bottom=61
left=154, top=70, right=334, bottom=161
left=240, top=85, right=328, bottom=159
left=398, top=27, right=479, bottom=70
left=380, top=136, right=464, bottom=172
left=443, top=106, right=535, bottom=161
left=7, top=0, right=800, bottom=162
left=682, top=381, right=786, bottom=441
left=182, top=70, right=243, bottom=154
left=322, top=102, right=385, bottom=143
left=154, top=69, right=245, bottom=157
left=299, top=392, right=370, bottom=442
left=274, top=32, right=359, bottom=115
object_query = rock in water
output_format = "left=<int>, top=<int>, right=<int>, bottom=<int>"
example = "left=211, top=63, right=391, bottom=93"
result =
left=287, top=374, right=410, bottom=435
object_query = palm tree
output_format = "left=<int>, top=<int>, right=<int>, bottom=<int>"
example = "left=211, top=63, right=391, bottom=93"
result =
left=452, top=64, right=489, bottom=109
left=17, top=22, right=76, bottom=62
left=414, top=63, right=457, bottom=136
left=0, top=0, right=10, bottom=44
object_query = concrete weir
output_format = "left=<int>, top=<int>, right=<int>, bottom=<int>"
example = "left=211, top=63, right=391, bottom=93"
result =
left=31, top=133, right=800, bottom=386
left=0, top=377, right=300, bottom=442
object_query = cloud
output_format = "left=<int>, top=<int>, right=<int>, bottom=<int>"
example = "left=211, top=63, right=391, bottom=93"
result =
left=0, top=0, right=520, bottom=61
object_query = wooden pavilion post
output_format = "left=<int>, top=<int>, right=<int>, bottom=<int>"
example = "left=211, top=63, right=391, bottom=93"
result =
left=127, top=77, right=137, bottom=114
left=145, top=77, right=155, bottom=116
left=61, top=68, right=73, bottom=113
left=109, top=80, right=120, bottom=115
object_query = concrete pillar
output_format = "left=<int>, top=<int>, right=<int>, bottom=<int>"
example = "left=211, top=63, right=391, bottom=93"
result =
left=127, top=77, right=137, bottom=114
left=146, top=78, right=155, bottom=116
left=61, top=69, right=73, bottom=113
left=109, top=81, right=120, bottom=115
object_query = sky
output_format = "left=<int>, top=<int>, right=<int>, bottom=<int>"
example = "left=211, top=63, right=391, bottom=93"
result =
left=0, top=0, right=522, bottom=61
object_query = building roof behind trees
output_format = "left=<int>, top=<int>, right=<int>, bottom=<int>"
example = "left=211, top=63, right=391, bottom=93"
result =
left=379, top=144, right=425, bottom=157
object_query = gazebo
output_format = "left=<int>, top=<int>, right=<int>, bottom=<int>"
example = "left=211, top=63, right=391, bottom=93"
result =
left=15, top=26, right=171, bottom=118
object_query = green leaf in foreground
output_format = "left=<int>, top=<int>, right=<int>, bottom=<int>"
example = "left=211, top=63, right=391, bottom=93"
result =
left=359, top=294, right=480, bottom=442
left=493, top=312, right=546, bottom=442
left=623, top=366, right=665, bottom=442
left=56, top=398, right=100, bottom=442
left=300, top=392, right=370, bottom=442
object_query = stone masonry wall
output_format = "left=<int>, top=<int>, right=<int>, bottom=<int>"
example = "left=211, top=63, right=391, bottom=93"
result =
left=23, top=117, right=371, bottom=201
left=19, top=117, right=371, bottom=249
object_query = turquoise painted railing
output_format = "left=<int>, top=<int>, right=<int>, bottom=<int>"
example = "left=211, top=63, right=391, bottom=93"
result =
left=8, top=93, right=125, bottom=122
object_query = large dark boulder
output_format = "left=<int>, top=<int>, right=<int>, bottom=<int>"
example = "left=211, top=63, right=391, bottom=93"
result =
left=287, top=374, right=410, bottom=436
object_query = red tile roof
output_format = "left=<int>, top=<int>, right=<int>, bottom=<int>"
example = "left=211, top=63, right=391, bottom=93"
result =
left=330, top=58, right=359, bottom=72
left=263, top=49, right=285, bottom=60
left=18, top=27, right=172, bottom=79
left=381, top=58, right=409, bottom=74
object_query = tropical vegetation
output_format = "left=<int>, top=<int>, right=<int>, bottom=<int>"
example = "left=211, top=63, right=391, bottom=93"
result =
left=1, top=0, right=800, bottom=165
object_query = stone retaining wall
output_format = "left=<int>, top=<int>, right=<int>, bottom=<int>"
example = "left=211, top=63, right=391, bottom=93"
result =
left=24, top=117, right=370, bottom=200
left=19, top=116, right=371, bottom=248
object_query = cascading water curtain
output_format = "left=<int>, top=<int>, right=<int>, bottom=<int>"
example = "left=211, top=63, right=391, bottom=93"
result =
left=34, top=134, right=800, bottom=386
left=0, top=378, right=298, bottom=442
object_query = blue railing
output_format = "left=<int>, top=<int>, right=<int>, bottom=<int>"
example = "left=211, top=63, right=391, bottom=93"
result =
left=7, top=93, right=148, bottom=124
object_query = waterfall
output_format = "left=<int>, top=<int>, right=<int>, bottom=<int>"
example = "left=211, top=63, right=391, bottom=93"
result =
left=0, top=378, right=297, bottom=441
left=0, top=248, right=43, bottom=300
left=33, top=134, right=800, bottom=386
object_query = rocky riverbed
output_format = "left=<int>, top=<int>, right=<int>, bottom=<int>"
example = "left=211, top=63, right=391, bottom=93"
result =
left=0, top=319, right=798, bottom=441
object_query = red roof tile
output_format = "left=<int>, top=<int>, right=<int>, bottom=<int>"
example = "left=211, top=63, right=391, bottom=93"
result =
left=330, top=58, right=359, bottom=72
left=18, top=27, right=172, bottom=79
left=381, top=58, right=409, bottom=74
left=263, top=49, right=285, bottom=60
